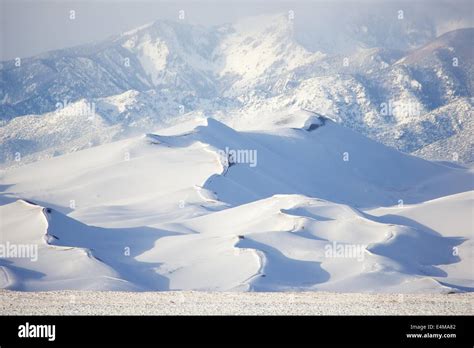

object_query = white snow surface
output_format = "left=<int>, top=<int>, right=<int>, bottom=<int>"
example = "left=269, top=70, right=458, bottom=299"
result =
left=0, top=116, right=472, bottom=292
left=1, top=290, right=472, bottom=315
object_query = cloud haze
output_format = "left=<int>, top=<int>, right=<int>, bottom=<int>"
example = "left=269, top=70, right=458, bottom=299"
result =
left=1, top=0, right=473, bottom=60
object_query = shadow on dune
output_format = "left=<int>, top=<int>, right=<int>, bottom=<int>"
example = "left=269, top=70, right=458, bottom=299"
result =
left=236, top=237, right=330, bottom=291
left=363, top=213, right=466, bottom=278
left=45, top=209, right=181, bottom=291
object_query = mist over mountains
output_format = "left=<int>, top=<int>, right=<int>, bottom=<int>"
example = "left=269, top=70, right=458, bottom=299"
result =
left=0, top=10, right=473, bottom=166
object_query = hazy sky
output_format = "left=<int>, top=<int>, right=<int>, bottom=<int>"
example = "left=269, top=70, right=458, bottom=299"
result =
left=1, top=0, right=472, bottom=60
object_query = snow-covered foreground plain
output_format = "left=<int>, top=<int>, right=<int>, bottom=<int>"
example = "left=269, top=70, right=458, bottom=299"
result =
left=0, top=113, right=473, bottom=293
left=1, top=290, right=472, bottom=315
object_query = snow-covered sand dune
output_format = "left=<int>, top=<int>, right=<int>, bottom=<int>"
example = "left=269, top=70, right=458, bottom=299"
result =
left=0, top=115, right=472, bottom=292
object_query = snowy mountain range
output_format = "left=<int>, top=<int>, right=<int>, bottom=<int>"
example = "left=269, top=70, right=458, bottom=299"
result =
left=0, top=13, right=472, bottom=166
left=0, top=12, right=473, bottom=293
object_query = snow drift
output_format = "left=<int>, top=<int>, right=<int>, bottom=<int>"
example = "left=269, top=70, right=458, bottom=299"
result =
left=0, top=116, right=472, bottom=292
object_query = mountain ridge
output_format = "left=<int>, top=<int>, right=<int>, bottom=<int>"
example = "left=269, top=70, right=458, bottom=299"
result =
left=0, top=14, right=472, bottom=165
